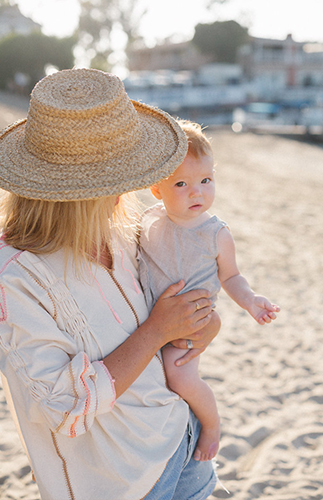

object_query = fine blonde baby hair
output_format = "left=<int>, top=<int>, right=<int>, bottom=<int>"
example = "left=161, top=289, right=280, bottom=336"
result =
left=0, top=190, right=139, bottom=275
left=176, top=119, right=213, bottom=158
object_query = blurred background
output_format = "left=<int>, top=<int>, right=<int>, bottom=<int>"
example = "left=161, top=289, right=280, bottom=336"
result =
left=1, top=0, right=323, bottom=136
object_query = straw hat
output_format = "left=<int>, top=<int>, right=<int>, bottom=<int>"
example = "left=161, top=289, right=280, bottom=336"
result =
left=0, top=68, right=188, bottom=201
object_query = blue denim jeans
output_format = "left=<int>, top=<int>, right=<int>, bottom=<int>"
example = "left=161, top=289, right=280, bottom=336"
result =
left=144, top=411, right=217, bottom=500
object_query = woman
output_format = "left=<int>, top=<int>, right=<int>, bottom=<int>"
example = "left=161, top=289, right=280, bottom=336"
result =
left=0, top=68, right=220, bottom=500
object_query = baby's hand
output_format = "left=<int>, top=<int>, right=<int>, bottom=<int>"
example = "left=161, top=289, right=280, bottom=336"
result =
left=248, top=295, right=280, bottom=325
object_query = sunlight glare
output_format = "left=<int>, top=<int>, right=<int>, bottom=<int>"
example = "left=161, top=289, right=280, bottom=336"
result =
left=17, top=0, right=323, bottom=44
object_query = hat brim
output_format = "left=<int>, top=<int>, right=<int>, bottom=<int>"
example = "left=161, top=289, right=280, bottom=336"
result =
left=0, top=101, right=187, bottom=201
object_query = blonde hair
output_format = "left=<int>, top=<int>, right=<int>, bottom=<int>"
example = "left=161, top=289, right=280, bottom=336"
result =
left=0, top=190, right=139, bottom=274
left=177, top=119, right=213, bottom=158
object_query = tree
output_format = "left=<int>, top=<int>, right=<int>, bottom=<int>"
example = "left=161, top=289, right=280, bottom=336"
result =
left=192, top=20, right=249, bottom=63
left=76, top=0, right=147, bottom=70
left=0, top=32, right=75, bottom=91
left=76, top=0, right=231, bottom=70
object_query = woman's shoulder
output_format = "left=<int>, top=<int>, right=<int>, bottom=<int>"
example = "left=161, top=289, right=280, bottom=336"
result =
left=0, top=244, right=45, bottom=320
left=0, top=242, right=64, bottom=286
left=0, top=241, right=25, bottom=277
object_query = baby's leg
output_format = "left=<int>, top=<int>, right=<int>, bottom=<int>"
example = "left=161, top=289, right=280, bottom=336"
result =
left=162, top=345, right=220, bottom=461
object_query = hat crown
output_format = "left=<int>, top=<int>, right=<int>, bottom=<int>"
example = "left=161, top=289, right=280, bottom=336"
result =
left=0, top=67, right=188, bottom=201
left=24, top=68, right=142, bottom=164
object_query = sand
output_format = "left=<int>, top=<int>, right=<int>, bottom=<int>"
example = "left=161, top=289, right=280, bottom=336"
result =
left=0, top=97, right=322, bottom=500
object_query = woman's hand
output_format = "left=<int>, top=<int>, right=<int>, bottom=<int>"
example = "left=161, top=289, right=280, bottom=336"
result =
left=103, top=280, right=213, bottom=398
left=145, top=280, right=213, bottom=347
left=171, top=310, right=221, bottom=366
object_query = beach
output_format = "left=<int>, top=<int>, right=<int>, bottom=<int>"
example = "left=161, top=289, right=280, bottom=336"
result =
left=0, top=97, right=322, bottom=500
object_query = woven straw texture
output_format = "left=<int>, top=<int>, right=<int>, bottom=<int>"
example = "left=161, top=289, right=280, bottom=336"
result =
left=0, top=68, right=188, bottom=201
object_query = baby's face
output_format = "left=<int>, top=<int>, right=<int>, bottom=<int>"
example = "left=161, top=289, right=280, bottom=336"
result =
left=152, top=153, right=215, bottom=227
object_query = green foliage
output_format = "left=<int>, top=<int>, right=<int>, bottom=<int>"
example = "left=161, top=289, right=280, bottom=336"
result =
left=77, top=0, right=146, bottom=67
left=192, top=20, right=249, bottom=63
left=0, top=32, right=76, bottom=90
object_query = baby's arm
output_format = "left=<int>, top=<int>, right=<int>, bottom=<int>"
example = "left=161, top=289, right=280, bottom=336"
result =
left=217, top=228, right=280, bottom=324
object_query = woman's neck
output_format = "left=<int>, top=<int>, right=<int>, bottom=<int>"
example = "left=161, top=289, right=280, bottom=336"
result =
left=92, top=245, right=113, bottom=270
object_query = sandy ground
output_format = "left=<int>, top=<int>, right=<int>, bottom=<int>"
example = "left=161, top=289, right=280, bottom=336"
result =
left=0, top=95, right=322, bottom=500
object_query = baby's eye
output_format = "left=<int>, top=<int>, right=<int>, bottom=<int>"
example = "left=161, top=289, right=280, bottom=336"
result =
left=201, top=178, right=211, bottom=184
left=175, top=181, right=186, bottom=187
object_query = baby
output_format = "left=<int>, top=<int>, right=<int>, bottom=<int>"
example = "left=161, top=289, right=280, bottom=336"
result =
left=138, top=120, right=280, bottom=462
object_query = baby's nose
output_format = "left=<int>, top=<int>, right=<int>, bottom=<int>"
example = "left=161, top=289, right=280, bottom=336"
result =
left=189, top=185, right=201, bottom=197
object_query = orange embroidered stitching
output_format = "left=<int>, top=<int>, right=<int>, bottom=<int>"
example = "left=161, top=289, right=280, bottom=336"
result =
left=16, top=261, right=58, bottom=322
left=0, top=285, right=7, bottom=322
left=56, top=363, right=78, bottom=434
left=107, top=269, right=140, bottom=328
left=69, top=354, right=91, bottom=436
left=51, top=431, right=75, bottom=500
left=80, top=353, right=91, bottom=432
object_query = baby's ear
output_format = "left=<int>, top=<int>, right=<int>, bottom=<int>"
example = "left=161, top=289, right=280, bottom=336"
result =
left=150, top=184, right=162, bottom=200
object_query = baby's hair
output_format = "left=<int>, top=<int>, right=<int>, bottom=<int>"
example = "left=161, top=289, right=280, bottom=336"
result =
left=177, top=119, right=213, bottom=158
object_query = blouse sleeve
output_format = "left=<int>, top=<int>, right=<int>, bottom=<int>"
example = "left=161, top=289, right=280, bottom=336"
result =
left=0, top=268, right=116, bottom=438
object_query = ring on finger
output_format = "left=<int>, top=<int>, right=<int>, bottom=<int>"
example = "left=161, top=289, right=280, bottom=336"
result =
left=195, top=301, right=200, bottom=311
left=186, top=339, right=193, bottom=349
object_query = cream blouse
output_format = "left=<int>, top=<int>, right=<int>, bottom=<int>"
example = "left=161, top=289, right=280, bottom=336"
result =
left=0, top=240, right=188, bottom=500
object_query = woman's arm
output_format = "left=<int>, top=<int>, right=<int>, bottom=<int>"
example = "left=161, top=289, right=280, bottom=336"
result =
left=0, top=276, right=116, bottom=437
left=103, top=280, right=213, bottom=398
left=0, top=274, right=212, bottom=436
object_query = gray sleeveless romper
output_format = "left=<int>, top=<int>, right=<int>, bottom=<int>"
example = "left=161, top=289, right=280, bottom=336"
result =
left=137, top=204, right=227, bottom=311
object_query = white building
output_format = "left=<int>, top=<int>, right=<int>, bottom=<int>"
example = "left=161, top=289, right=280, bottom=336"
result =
left=239, top=34, right=323, bottom=102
